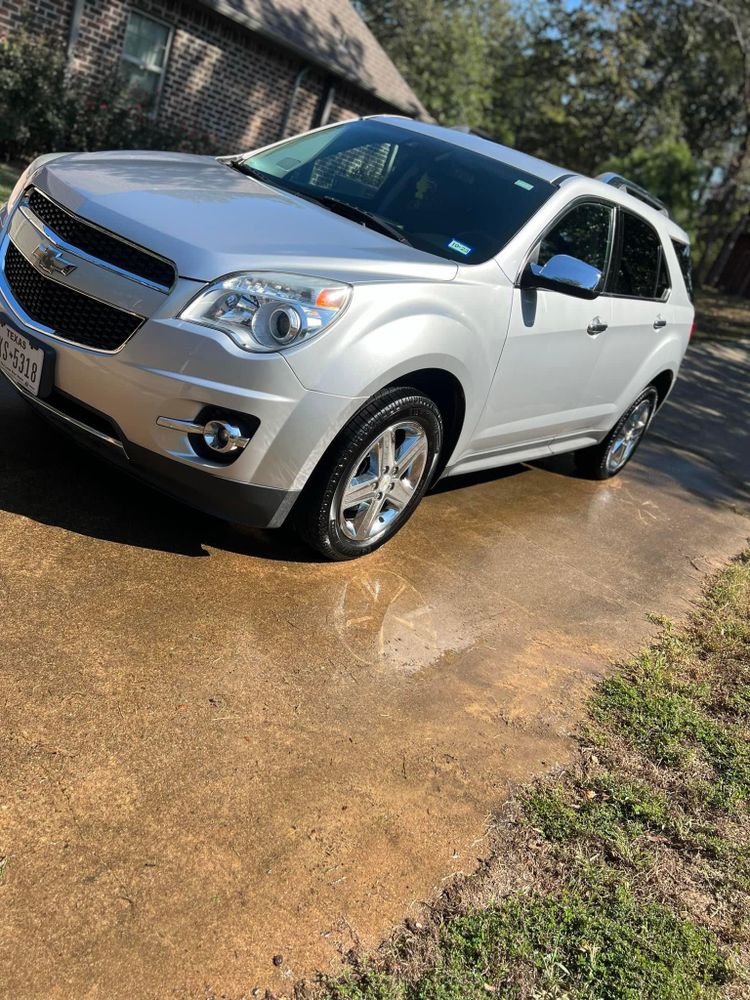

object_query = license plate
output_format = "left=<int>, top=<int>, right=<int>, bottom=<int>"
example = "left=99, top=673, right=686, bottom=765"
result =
left=0, top=316, right=54, bottom=397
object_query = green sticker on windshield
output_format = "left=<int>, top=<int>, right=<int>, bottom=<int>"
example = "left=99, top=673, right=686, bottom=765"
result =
left=448, top=239, right=473, bottom=256
left=515, top=179, right=535, bottom=191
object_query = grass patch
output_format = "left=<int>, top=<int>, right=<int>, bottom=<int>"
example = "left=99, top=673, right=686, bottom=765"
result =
left=0, top=162, right=20, bottom=205
left=695, top=287, right=750, bottom=341
left=312, top=554, right=750, bottom=1000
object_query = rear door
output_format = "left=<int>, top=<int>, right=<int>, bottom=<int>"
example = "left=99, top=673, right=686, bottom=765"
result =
left=575, top=208, right=673, bottom=436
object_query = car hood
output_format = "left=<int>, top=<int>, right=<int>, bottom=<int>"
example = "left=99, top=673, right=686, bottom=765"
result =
left=33, top=151, right=457, bottom=283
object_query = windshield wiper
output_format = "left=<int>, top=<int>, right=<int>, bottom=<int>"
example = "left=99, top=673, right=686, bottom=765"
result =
left=313, top=195, right=413, bottom=246
left=227, top=160, right=274, bottom=183
left=226, top=164, right=412, bottom=246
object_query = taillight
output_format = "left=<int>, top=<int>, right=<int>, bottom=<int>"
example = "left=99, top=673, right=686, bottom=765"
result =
left=689, top=320, right=696, bottom=341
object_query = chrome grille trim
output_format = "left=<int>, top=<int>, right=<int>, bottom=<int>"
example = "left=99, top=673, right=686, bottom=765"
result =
left=25, top=187, right=176, bottom=291
left=0, top=234, right=145, bottom=354
left=9, top=207, right=165, bottom=318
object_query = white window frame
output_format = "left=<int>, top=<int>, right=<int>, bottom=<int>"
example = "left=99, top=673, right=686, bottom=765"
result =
left=120, top=9, right=175, bottom=114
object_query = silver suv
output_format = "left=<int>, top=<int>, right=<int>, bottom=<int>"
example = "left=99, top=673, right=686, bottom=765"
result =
left=0, top=117, right=694, bottom=559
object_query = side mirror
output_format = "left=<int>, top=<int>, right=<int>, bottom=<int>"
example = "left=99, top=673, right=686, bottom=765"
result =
left=522, top=254, right=602, bottom=299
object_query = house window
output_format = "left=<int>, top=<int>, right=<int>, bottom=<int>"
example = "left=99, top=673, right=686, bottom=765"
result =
left=120, top=11, right=173, bottom=109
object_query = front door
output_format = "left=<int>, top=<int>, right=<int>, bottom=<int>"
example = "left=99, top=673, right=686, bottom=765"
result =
left=472, top=200, right=616, bottom=457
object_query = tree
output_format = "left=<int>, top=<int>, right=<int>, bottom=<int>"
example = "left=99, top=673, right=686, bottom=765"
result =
left=355, top=1, right=511, bottom=128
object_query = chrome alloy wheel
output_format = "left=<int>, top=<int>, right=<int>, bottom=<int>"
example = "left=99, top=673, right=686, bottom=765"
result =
left=335, top=420, right=430, bottom=542
left=605, top=398, right=653, bottom=474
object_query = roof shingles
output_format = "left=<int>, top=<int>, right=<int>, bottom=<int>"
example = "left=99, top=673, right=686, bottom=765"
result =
left=198, top=0, right=427, bottom=117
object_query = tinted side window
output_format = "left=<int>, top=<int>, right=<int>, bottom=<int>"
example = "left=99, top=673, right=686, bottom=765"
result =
left=613, top=211, right=669, bottom=299
left=671, top=239, right=694, bottom=301
left=536, top=202, right=614, bottom=286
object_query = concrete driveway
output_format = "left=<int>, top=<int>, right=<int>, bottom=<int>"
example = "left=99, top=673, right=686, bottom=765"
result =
left=1, top=339, right=748, bottom=998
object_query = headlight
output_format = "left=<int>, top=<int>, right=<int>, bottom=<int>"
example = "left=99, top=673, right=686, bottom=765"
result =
left=179, top=272, right=352, bottom=352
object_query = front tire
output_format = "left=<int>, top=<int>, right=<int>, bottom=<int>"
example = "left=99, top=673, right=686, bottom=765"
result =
left=296, top=387, right=443, bottom=560
left=574, top=386, right=659, bottom=480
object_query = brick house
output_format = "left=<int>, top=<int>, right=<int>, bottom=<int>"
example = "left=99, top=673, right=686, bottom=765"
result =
left=0, top=0, right=426, bottom=150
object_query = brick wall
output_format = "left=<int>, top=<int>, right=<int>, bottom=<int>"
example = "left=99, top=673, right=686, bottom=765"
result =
left=0, top=0, right=74, bottom=39
left=0, top=0, right=393, bottom=151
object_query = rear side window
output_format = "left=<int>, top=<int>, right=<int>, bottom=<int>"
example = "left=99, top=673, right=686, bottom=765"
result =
left=535, top=202, right=614, bottom=289
left=612, top=210, right=670, bottom=300
left=671, top=239, right=694, bottom=301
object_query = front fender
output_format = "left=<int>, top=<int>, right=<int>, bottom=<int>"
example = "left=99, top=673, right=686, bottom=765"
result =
left=284, top=277, right=513, bottom=463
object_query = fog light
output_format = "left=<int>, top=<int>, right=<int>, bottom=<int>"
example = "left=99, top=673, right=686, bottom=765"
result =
left=156, top=408, right=259, bottom=465
left=203, top=419, right=245, bottom=453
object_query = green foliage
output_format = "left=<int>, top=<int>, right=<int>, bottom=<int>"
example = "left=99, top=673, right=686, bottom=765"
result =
left=592, top=620, right=750, bottom=811
left=419, top=888, right=728, bottom=1000
left=360, top=0, right=750, bottom=276
left=0, top=28, right=74, bottom=161
left=0, top=28, right=219, bottom=162
left=356, top=1, right=508, bottom=128
left=66, top=81, right=218, bottom=156
left=326, top=888, right=729, bottom=999
left=602, top=139, right=700, bottom=232
left=526, top=776, right=670, bottom=845
left=0, top=162, right=19, bottom=204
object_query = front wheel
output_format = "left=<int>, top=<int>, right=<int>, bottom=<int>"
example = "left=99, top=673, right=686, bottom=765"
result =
left=296, top=387, right=443, bottom=560
left=574, top=386, right=659, bottom=480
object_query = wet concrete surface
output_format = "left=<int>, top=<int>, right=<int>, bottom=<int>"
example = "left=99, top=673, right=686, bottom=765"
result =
left=0, top=338, right=748, bottom=998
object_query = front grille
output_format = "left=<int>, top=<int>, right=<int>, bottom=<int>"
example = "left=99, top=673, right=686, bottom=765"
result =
left=28, top=188, right=176, bottom=288
left=4, top=242, right=143, bottom=351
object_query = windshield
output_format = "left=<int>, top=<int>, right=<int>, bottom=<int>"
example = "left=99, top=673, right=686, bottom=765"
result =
left=239, top=120, right=555, bottom=264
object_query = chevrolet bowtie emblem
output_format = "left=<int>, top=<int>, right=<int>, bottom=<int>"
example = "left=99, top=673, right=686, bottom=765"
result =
left=32, top=244, right=77, bottom=278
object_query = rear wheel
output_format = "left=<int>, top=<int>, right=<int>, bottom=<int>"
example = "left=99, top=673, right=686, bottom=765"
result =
left=296, top=387, right=442, bottom=560
left=574, top=386, right=658, bottom=480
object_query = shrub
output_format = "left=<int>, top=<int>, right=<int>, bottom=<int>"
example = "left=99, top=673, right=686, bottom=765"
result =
left=0, top=27, right=221, bottom=161
left=0, top=28, right=75, bottom=160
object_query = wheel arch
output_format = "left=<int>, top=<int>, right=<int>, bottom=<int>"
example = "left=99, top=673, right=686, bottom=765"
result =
left=383, top=367, right=467, bottom=477
left=650, top=369, right=675, bottom=408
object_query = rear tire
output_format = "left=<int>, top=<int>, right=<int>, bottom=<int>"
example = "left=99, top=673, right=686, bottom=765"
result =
left=574, top=386, right=659, bottom=480
left=295, top=387, right=442, bottom=560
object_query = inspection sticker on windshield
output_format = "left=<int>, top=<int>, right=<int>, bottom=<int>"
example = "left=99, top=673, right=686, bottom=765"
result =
left=448, top=239, right=473, bottom=256
left=515, top=179, right=535, bottom=191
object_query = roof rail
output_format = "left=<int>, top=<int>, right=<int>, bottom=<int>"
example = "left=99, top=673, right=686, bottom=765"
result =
left=596, top=172, right=671, bottom=217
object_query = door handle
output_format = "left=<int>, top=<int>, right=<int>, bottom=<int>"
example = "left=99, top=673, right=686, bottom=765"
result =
left=587, top=319, right=608, bottom=336
left=653, top=316, right=667, bottom=329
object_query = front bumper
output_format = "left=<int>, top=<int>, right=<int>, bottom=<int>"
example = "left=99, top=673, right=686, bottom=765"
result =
left=2, top=372, right=299, bottom=528
left=0, top=196, right=367, bottom=527
left=0, top=280, right=365, bottom=530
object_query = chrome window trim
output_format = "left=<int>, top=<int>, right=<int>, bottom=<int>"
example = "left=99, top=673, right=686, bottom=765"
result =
left=26, top=187, right=176, bottom=291
left=0, top=233, right=144, bottom=355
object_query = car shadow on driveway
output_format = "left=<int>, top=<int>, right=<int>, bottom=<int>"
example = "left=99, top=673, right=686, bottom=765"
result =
left=0, top=383, right=324, bottom=560
left=1, top=336, right=747, bottom=561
